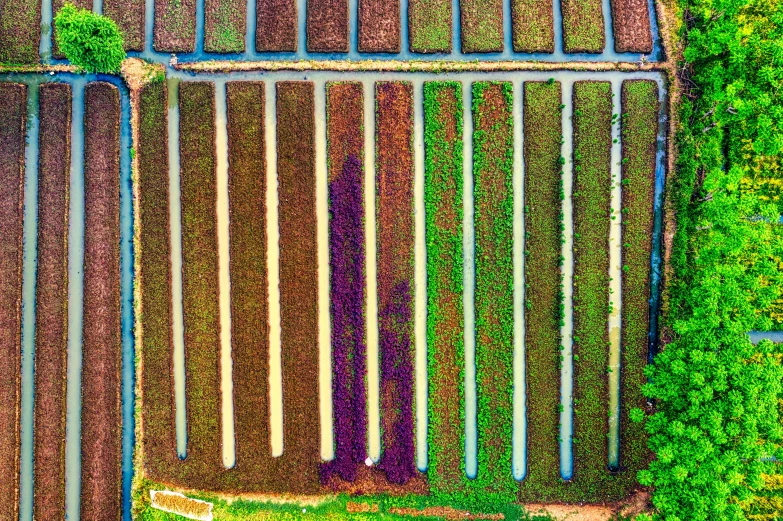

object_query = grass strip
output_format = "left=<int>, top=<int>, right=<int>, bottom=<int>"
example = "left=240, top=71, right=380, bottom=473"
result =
left=306, top=0, right=349, bottom=52
left=561, top=0, right=605, bottom=53
left=179, top=81, right=222, bottom=486
left=424, top=81, right=464, bottom=499
left=375, top=81, right=415, bottom=485
left=0, top=0, right=41, bottom=63
left=620, top=79, right=657, bottom=485
left=0, top=82, right=25, bottom=521
left=409, top=0, right=452, bottom=53
left=459, top=0, right=503, bottom=53
left=609, top=0, right=653, bottom=53
left=471, top=81, right=515, bottom=502
left=256, top=0, right=297, bottom=51
left=570, top=80, right=611, bottom=488
left=104, top=0, right=145, bottom=50
left=81, top=81, right=122, bottom=520
left=519, top=80, right=562, bottom=501
left=205, top=0, right=245, bottom=53
left=322, top=81, right=367, bottom=484
left=358, top=0, right=400, bottom=52
left=154, top=0, right=196, bottom=52
left=276, top=81, right=321, bottom=493
left=34, top=82, right=70, bottom=520
left=511, top=0, right=554, bottom=53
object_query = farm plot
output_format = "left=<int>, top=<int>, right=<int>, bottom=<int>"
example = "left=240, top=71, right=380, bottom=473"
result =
left=132, top=72, right=664, bottom=509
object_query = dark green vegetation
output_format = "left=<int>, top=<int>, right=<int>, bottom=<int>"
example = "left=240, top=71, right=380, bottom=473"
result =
left=561, top=0, right=605, bottom=53
left=511, top=0, right=554, bottom=52
left=638, top=0, right=783, bottom=515
left=520, top=80, right=562, bottom=502
left=424, top=81, right=465, bottom=500
left=471, top=81, right=515, bottom=501
left=409, top=0, right=452, bottom=53
left=55, top=3, right=126, bottom=72
left=0, top=0, right=40, bottom=63
left=459, top=0, right=503, bottom=52
left=570, top=81, right=612, bottom=488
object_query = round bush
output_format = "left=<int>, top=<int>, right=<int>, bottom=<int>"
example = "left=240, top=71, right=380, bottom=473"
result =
left=55, top=3, right=125, bottom=73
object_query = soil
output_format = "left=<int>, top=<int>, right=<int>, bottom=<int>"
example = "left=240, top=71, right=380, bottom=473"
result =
left=154, top=0, right=196, bottom=52
left=275, top=81, right=321, bottom=493
left=511, top=0, right=554, bottom=53
left=205, top=0, right=245, bottom=53
left=0, top=82, right=25, bottom=521
left=322, top=465, right=429, bottom=495
left=104, top=0, right=145, bottom=51
left=520, top=81, right=563, bottom=500
left=256, top=0, right=298, bottom=51
left=358, top=0, right=400, bottom=53
left=307, top=0, right=349, bottom=52
left=375, top=81, right=415, bottom=485
left=322, top=81, right=366, bottom=484
left=136, top=81, right=179, bottom=482
left=408, top=0, right=452, bottom=53
left=81, top=81, right=123, bottom=521
left=424, top=82, right=463, bottom=493
left=33, top=82, right=71, bottom=521
left=0, top=0, right=41, bottom=64
left=460, top=0, right=503, bottom=52
left=610, top=0, right=653, bottom=53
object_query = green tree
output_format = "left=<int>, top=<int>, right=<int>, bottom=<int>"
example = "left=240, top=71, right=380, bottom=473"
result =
left=55, top=3, right=125, bottom=73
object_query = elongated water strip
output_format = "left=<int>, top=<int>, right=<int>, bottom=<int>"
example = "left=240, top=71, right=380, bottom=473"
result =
left=19, top=80, right=41, bottom=521
left=65, top=77, right=86, bottom=521
left=512, top=80, right=527, bottom=481
left=559, top=78, right=575, bottom=480
left=607, top=79, right=623, bottom=469
left=39, top=0, right=52, bottom=62
left=363, top=79, right=381, bottom=463
left=413, top=79, right=428, bottom=471
left=214, top=81, right=236, bottom=469
left=168, top=78, right=188, bottom=459
left=245, top=0, right=257, bottom=57
left=315, top=80, right=334, bottom=461
left=266, top=81, right=284, bottom=457
left=462, top=80, right=477, bottom=479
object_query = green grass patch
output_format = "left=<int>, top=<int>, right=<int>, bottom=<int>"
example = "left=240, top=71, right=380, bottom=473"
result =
left=409, top=0, right=452, bottom=53
left=511, top=0, right=554, bottom=53
left=560, top=0, right=605, bottom=52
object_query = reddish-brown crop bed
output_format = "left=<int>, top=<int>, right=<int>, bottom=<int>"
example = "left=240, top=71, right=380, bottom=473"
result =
left=154, top=0, right=196, bottom=52
left=0, top=82, right=25, bottom=521
left=104, top=0, right=145, bottom=51
left=0, top=0, right=41, bottom=64
left=610, top=0, right=653, bottom=53
left=256, top=0, right=298, bottom=51
left=276, top=81, right=321, bottom=493
left=33, top=82, right=71, bottom=520
left=359, top=0, right=400, bottom=53
left=81, top=81, right=122, bottom=521
left=307, top=0, right=349, bottom=52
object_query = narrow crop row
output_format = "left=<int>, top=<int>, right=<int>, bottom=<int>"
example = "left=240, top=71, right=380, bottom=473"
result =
left=511, top=0, right=554, bottom=53
left=322, top=81, right=367, bottom=484
left=81, top=81, right=123, bottom=520
left=520, top=80, right=562, bottom=502
left=205, top=0, right=245, bottom=52
left=0, top=82, right=26, bottom=521
left=275, top=81, right=321, bottom=493
left=424, top=81, right=465, bottom=499
left=409, top=0, right=452, bottom=53
left=256, top=0, right=297, bottom=51
left=0, top=0, right=40, bottom=63
left=460, top=0, right=503, bottom=53
left=471, top=81, right=516, bottom=501
left=620, top=79, right=658, bottom=484
left=561, top=0, right=605, bottom=53
left=154, top=0, right=196, bottom=52
left=307, top=0, right=349, bottom=52
left=570, top=81, right=612, bottom=487
left=359, top=0, right=401, bottom=53
left=104, top=0, right=145, bottom=50
left=375, top=81, right=415, bottom=485
left=34, top=82, right=71, bottom=520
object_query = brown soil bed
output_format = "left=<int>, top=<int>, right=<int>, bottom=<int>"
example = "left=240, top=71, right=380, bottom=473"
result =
left=33, top=82, right=71, bottom=520
left=322, top=465, right=429, bottom=495
left=154, top=0, right=196, bottom=52
left=460, top=0, right=503, bottom=52
left=408, top=0, right=452, bottom=53
left=375, top=81, right=415, bottom=485
left=0, top=0, right=41, bottom=64
left=0, top=82, right=26, bottom=521
left=276, top=81, right=321, bottom=493
left=104, top=0, right=145, bottom=50
left=358, top=0, right=400, bottom=53
left=256, top=0, right=298, bottom=51
left=307, top=0, right=349, bottom=52
left=205, top=0, right=245, bottom=52
left=511, top=0, right=554, bottom=53
left=610, top=0, right=653, bottom=53
left=81, top=81, right=123, bottom=521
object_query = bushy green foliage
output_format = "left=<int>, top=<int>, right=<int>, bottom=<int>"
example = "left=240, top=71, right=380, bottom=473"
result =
left=641, top=0, right=783, bottom=517
left=55, top=3, right=125, bottom=73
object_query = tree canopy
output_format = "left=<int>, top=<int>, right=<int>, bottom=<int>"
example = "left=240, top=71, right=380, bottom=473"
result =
left=54, top=3, right=125, bottom=73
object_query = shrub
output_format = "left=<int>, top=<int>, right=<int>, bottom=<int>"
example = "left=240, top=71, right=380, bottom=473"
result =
left=55, top=3, right=125, bottom=73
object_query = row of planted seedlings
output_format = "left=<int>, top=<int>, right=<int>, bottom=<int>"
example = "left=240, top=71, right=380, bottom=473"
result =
left=0, top=0, right=656, bottom=63
left=135, top=75, right=661, bottom=504
left=0, top=79, right=127, bottom=520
